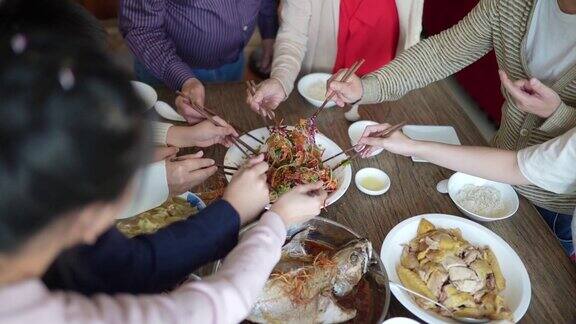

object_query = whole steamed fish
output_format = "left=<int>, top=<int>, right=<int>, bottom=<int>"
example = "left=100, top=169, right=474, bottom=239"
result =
left=247, top=230, right=373, bottom=324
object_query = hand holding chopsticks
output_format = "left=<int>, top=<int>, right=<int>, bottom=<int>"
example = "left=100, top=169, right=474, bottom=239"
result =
left=331, top=122, right=406, bottom=171
left=311, top=59, right=365, bottom=120
left=176, top=91, right=259, bottom=157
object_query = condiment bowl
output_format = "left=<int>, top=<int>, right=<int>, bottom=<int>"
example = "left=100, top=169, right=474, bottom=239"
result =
left=355, top=168, right=391, bottom=196
left=447, top=172, right=519, bottom=222
left=297, top=73, right=337, bottom=108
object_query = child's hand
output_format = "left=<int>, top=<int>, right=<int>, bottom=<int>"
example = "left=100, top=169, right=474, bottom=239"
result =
left=167, top=118, right=238, bottom=148
left=223, top=154, right=270, bottom=224
left=166, top=151, right=216, bottom=195
left=271, top=182, right=327, bottom=228
left=357, top=123, right=416, bottom=157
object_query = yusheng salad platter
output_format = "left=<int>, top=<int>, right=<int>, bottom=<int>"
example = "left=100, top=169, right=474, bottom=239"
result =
left=213, top=217, right=391, bottom=324
left=223, top=119, right=352, bottom=205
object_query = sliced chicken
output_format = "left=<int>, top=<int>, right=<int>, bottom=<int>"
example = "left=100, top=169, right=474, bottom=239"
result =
left=448, top=266, right=478, bottom=281
left=453, top=279, right=485, bottom=294
left=441, top=255, right=467, bottom=270
left=463, top=248, right=481, bottom=265
left=427, top=270, right=449, bottom=298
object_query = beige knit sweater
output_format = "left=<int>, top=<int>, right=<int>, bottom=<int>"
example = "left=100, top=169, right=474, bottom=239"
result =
left=271, top=0, right=424, bottom=96
left=361, top=0, right=576, bottom=214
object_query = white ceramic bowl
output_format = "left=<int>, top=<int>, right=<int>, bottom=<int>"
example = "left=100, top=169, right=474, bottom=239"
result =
left=381, top=214, right=531, bottom=324
left=131, top=80, right=157, bottom=110
left=348, top=120, right=384, bottom=157
left=223, top=127, right=351, bottom=206
left=355, top=168, right=390, bottom=196
left=297, top=73, right=337, bottom=108
left=447, top=172, right=519, bottom=222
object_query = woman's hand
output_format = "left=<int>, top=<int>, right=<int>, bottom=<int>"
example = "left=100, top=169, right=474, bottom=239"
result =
left=271, top=182, right=327, bottom=228
left=357, top=123, right=416, bottom=157
left=165, top=151, right=216, bottom=196
left=247, top=78, right=286, bottom=116
left=499, top=70, right=561, bottom=118
left=223, top=154, right=270, bottom=224
left=167, top=119, right=238, bottom=148
left=176, top=78, right=206, bottom=124
left=326, top=70, right=363, bottom=107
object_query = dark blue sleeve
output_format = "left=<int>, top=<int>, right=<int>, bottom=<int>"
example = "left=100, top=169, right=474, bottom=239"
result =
left=42, top=199, right=240, bottom=295
left=258, top=0, right=279, bottom=39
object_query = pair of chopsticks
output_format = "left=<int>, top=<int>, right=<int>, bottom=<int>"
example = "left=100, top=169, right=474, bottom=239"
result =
left=176, top=91, right=264, bottom=145
left=216, top=164, right=238, bottom=177
left=330, top=121, right=406, bottom=171
left=246, top=80, right=276, bottom=131
left=310, top=59, right=365, bottom=120
left=176, top=91, right=258, bottom=157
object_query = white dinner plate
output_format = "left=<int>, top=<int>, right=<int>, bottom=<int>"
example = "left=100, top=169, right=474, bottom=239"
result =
left=380, top=214, right=531, bottom=324
left=402, top=125, right=461, bottom=162
left=223, top=127, right=352, bottom=206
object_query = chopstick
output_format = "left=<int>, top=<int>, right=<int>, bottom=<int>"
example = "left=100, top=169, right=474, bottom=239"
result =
left=322, top=145, right=359, bottom=164
left=175, top=91, right=258, bottom=156
left=310, top=59, right=365, bottom=120
left=176, top=91, right=264, bottom=145
left=330, top=121, right=406, bottom=171
left=216, top=164, right=238, bottom=171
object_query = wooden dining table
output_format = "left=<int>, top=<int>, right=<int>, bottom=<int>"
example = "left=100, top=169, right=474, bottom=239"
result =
left=155, top=80, right=576, bottom=323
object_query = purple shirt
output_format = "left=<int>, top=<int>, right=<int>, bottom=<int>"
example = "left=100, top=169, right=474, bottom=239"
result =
left=119, top=0, right=278, bottom=90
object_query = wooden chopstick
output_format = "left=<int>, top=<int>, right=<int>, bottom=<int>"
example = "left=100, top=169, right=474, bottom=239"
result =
left=216, top=164, right=238, bottom=170
left=311, top=59, right=365, bottom=120
left=331, top=121, right=406, bottom=171
left=322, top=145, right=359, bottom=163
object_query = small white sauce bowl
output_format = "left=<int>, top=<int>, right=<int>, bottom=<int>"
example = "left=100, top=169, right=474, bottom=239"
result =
left=297, top=73, right=337, bottom=108
left=348, top=120, right=384, bottom=157
left=355, top=168, right=391, bottom=196
left=447, top=172, right=519, bottom=222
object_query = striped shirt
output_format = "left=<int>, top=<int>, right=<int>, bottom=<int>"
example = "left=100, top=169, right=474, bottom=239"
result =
left=360, top=0, right=576, bottom=214
left=119, top=0, right=278, bottom=90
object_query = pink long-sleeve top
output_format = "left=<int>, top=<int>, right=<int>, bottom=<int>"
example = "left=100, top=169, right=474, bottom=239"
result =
left=0, top=211, right=286, bottom=324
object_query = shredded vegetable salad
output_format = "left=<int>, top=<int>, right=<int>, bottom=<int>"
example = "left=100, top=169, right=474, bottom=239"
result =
left=265, top=119, right=337, bottom=202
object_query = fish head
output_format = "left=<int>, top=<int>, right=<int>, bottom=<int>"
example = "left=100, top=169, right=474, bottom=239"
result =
left=331, top=238, right=373, bottom=296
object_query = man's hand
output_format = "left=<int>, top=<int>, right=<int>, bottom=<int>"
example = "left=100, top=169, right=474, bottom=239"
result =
left=499, top=70, right=562, bottom=118
left=246, top=78, right=285, bottom=115
left=327, top=69, right=363, bottom=107
left=165, top=151, right=216, bottom=196
left=176, top=78, right=206, bottom=124
left=259, top=39, right=274, bottom=74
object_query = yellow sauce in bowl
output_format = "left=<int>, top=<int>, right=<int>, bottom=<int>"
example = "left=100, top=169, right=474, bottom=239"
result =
left=361, top=177, right=386, bottom=191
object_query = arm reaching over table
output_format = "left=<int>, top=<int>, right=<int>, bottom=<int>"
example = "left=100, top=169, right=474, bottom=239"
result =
left=358, top=124, right=576, bottom=194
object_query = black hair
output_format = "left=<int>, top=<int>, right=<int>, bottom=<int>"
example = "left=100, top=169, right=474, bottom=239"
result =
left=0, top=33, right=149, bottom=252
left=0, top=0, right=107, bottom=49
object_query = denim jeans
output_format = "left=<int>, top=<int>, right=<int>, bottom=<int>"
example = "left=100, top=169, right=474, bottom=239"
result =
left=134, top=53, right=245, bottom=86
left=536, top=206, right=574, bottom=257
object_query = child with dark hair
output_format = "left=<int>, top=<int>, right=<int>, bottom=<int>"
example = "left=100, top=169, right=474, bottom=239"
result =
left=0, top=33, right=326, bottom=322
left=0, top=0, right=270, bottom=295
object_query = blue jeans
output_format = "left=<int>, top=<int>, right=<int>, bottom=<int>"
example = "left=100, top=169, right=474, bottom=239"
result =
left=536, top=206, right=574, bottom=257
left=134, top=53, right=245, bottom=86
